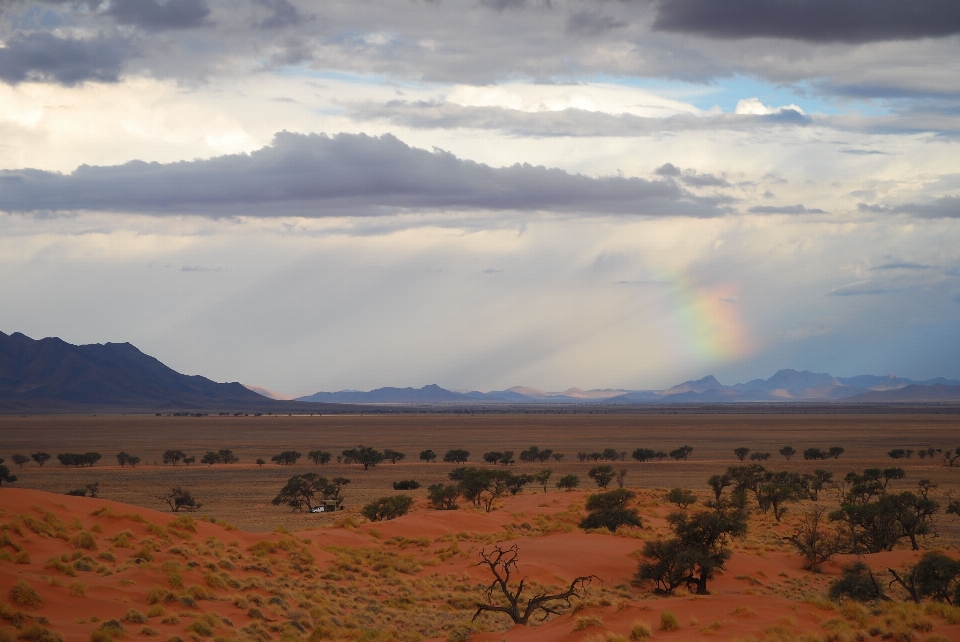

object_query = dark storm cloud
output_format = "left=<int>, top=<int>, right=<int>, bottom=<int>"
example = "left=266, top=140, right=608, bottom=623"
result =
left=652, top=0, right=960, bottom=43
left=349, top=100, right=812, bottom=136
left=858, top=196, right=960, bottom=218
left=748, top=204, right=826, bottom=214
left=105, top=0, right=210, bottom=30
left=0, top=131, right=734, bottom=218
left=0, top=31, right=127, bottom=85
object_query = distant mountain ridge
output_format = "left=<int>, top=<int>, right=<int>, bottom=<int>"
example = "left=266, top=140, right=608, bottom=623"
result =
left=0, top=331, right=270, bottom=411
left=0, top=331, right=357, bottom=413
left=297, top=369, right=960, bottom=404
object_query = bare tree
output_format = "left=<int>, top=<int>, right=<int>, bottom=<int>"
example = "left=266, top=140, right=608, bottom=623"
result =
left=472, top=545, right=598, bottom=625
left=783, top=508, right=846, bottom=572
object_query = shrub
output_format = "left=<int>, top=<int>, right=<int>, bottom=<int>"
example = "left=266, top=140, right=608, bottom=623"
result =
left=121, top=609, right=147, bottom=624
left=72, top=531, right=98, bottom=550
left=14, top=623, right=63, bottom=641
left=574, top=615, right=603, bottom=630
left=659, top=611, right=680, bottom=631
left=9, top=581, right=42, bottom=608
left=392, top=480, right=421, bottom=490
left=70, top=581, right=86, bottom=597
left=362, top=495, right=414, bottom=521
left=556, top=474, right=579, bottom=491
left=829, top=562, right=887, bottom=603
left=427, top=484, right=461, bottom=510
left=629, top=621, right=652, bottom=640
left=90, top=619, right=125, bottom=641
left=665, top=488, right=697, bottom=508
left=146, top=605, right=165, bottom=618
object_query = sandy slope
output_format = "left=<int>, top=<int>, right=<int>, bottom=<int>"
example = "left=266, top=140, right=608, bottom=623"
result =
left=1, top=488, right=959, bottom=642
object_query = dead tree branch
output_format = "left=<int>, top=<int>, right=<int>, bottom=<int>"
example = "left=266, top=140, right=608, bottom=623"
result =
left=472, top=544, right=599, bottom=625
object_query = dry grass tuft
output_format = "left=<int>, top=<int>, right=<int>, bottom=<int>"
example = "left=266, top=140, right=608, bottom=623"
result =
left=658, top=611, right=680, bottom=632
left=9, top=581, right=42, bottom=609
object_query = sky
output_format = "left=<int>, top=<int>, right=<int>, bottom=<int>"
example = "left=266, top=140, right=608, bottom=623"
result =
left=1, top=0, right=959, bottom=396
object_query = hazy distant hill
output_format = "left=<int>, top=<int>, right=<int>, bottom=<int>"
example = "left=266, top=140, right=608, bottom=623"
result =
left=297, top=384, right=471, bottom=404
left=297, top=367, right=960, bottom=406
left=844, top=384, right=960, bottom=402
left=0, top=331, right=333, bottom=413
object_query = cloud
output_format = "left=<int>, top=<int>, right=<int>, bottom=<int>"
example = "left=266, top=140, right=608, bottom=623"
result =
left=840, top=149, right=889, bottom=155
left=748, top=204, right=826, bottom=214
left=735, top=98, right=804, bottom=117
left=858, top=196, right=960, bottom=218
left=0, top=131, right=734, bottom=218
left=105, top=0, right=210, bottom=30
left=0, top=31, right=128, bottom=85
left=828, top=280, right=896, bottom=296
left=651, top=0, right=960, bottom=43
left=566, top=11, right=628, bottom=36
left=349, top=100, right=812, bottom=137
left=254, top=0, right=306, bottom=29
left=654, top=162, right=729, bottom=187
left=872, top=262, right=930, bottom=271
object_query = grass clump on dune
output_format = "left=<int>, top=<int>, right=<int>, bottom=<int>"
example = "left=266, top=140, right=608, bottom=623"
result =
left=629, top=621, right=653, bottom=640
left=658, top=611, right=680, bottom=632
left=9, top=581, right=42, bottom=608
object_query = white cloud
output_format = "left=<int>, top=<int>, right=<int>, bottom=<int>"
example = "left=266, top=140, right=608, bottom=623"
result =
left=734, top=97, right=805, bottom=116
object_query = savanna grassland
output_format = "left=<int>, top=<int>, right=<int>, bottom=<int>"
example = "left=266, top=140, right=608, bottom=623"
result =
left=1, top=411, right=958, bottom=535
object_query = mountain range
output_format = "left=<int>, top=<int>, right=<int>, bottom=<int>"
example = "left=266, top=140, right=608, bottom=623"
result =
left=298, top=371, right=960, bottom=404
left=3, top=330, right=959, bottom=412
left=0, top=331, right=344, bottom=413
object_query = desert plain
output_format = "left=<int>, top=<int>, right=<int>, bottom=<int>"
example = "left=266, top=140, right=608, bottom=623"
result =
left=1, top=409, right=959, bottom=642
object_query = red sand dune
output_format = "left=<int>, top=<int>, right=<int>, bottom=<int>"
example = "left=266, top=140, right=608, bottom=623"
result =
left=2, top=488, right=960, bottom=642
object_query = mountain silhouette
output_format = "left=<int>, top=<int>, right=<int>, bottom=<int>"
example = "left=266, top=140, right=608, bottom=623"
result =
left=0, top=331, right=322, bottom=413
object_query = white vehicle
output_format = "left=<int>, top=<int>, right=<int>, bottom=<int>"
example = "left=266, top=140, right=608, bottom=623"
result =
left=310, top=506, right=326, bottom=513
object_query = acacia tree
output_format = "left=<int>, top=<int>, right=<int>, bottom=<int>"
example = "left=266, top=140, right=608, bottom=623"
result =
left=419, top=449, right=437, bottom=463
left=162, top=450, right=186, bottom=466
left=443, top=449, right=470, bottom=463
left=31, top=452, right=51, bottom=467
left=362, top=495, right=413, bottom=521
left=10, top=454, right=28, bottom=469
left=308, top=450, right=332, bottom=465
left=472, top=545, right=598, bottom=625
left=670, top=445, right=694, bottom=461
left=160, top=487, right=201, bottom=512
left=342, top=446, right=385, bottom=469
left=588, top=465, right=615, bottom=489
left=272, top=473, right=350, bottom=511
left=0, top=459, right=16, bottom=486
left=272, top=451, right=302, bottom=466
left=733, top=447, right=750, bottom=461
left=636, top=502, right=748, bottom=595
left=533, top=469, right=553, bottom=493
left=580, top=488, right=642, bottom=532
left=779, top=446, right=796, bottom=460
left=427, top=483, right=461, bottom=510
left=707, top=474, right=732, bottom=501
left=383, top=449, right=406, bottom=464
left=449, top=467, right=528, bottom=512
left=665, top=488, right=697, bottom=509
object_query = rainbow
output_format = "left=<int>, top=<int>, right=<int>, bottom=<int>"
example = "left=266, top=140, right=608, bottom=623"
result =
left=649, top=270, right=753, bottom=365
